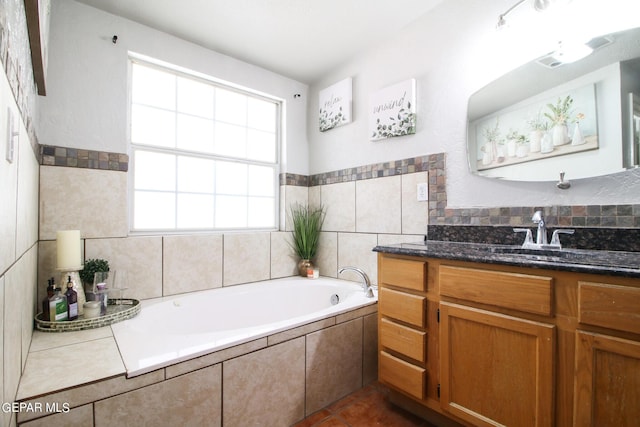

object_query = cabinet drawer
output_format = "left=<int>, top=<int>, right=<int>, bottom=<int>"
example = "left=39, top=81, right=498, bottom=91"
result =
left=380, top=256, right=426, bottom=291
left=579, top=282, right=640, bottom=334
left=439, top=265, right=553, bottom=316
left=379, top=287, right=426, bottom=327
left=380, top=318, right=426, bottom=362
left=380, top=351, right=425, bottom=400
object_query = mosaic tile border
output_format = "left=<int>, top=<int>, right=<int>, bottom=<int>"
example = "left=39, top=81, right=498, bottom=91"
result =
left=41, top=144, right=638, bottom=230
left=40, top=145, right=128, bottom=172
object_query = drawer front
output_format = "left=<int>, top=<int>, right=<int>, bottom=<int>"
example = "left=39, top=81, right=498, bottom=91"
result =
left=379, top=287, right=426, bottom=328
left=579, top=282, right=640, bottom=334
left=439, top=265, right=553, bottom=316
left=380, top=318, right=426, bottom=362
left=380, top=351, right=425, bottom=400
left=380, top=256, right=426, bottom=291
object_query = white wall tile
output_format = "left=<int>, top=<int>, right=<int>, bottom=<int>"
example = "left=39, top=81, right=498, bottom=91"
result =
left=321, top=181, right=356, bottom=232
left=39, top=167, right=128, bottom=240
left=337, top=232, right=378, bottom=285
left=316, top=231, right=338, bottom=277
left=163, top=234, right=223, bottom=296
left=86, top=237, right=163, bottom=299
left=356, top=175, right=401, bottom=234
left=223, top=232, right=271, bottom=286
left=270, top=231, right=298, bottom=278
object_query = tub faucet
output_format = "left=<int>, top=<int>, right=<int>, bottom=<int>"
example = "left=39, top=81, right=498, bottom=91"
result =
left=338, top=266, right=375, bottom=298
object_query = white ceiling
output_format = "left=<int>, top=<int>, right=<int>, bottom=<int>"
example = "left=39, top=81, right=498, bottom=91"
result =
left=73, top=0, right=444, bottom=84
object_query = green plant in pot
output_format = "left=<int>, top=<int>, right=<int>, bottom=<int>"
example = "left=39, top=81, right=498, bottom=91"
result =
left=80, top=258, right=110, bottom=291
left=289, top=203, right=326, bottom=277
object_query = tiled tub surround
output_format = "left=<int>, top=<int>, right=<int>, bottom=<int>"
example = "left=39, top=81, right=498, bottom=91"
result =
left=113, top=277, right=378, bottom=376
left=16, top=300, right=378, bottom=426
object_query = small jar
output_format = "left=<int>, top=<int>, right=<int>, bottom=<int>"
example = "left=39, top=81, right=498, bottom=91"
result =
left=83, top=301, right=101, bottom=319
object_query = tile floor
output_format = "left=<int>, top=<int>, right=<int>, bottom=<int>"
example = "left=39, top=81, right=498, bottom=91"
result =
left=293, top=382, right=437, bottom=427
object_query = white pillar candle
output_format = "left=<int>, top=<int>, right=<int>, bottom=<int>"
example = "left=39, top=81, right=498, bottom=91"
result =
left=56, top=230, right=82, bottom=269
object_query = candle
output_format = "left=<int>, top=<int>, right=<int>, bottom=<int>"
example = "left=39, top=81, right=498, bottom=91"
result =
left=56, top=230, right=82, bottom=269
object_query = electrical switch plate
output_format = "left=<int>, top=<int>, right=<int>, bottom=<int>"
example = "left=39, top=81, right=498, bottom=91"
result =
left=417, top=183, right=428, bottom=201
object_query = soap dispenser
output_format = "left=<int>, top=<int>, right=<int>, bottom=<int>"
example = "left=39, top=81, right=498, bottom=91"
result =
left=52, top=279, right=68, bottom=322
left=41, top=278, right=56, bottom=321
left=65, top=276, right=78, bottom=321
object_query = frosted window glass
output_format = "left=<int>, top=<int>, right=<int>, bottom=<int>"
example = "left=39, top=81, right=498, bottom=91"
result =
left=248, top=165, right=274, bottom=197
left=178, top=77, right=214, bottom=118
left=216, top=88, right=247, bottom=125
left=214, top=122, right=247, bottom=158
left=215, top=196, right=247, bottom=228
left=177, top=156, right=214, bottom=193
left=247, top=129, right=276, bottom=162
left=131, top=105, right=175, bottom=148
left=248, top=197, right=274, bottom=228
left=247, top=98, right=276, bottom=132
left=132, top=64, right=175, bottom=109
left=134, top=150, right=176, bottom=191
left=177, top=114, right=214, bottom=153
left=134, top=191, right=175, bottom=229
left=216, top=162, right=247, bottom=195
left=177, top=194, right=214, bottom=229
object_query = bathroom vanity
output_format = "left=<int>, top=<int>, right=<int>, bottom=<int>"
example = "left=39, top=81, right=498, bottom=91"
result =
left=374, top=241, right=640, bottom=427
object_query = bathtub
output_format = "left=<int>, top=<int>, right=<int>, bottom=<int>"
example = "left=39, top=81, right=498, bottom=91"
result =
left=111, top=276, right=378, bottom=377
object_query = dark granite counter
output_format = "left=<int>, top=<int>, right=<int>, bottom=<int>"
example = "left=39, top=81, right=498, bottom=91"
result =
left=374, top=240, right=640, bottom=279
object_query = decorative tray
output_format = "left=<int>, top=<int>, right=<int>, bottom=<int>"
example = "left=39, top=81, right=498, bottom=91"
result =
left=34, top=299, right=140, bottom=332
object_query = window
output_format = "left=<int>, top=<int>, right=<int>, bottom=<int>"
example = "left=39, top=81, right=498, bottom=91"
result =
left=129, top=59, right=280, bottom=232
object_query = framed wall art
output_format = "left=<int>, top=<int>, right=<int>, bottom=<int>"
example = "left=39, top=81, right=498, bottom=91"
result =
left=369, top=78, right=416, bottom=141
left=319, top=77, right=352, bottom=132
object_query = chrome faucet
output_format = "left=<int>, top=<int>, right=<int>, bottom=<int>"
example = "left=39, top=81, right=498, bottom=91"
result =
left=513, top=210, right=574, bottom=250
left=338, top=266, right=375, bottom=298
left=532, top=210, right=547, bottom=245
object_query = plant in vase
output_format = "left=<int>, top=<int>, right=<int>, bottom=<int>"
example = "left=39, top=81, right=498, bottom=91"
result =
left=481, top=118, right=501, bottom=164
left=527, top=112, right=548, bottom=153
left=515, top=134, right=529, bottom=158
left=544, top=95, right=573, bottom=146
left=289, top=203, right=326, bottom=277
left=505, top=129, right=519, bottom=158
left=80, top=258, right=109, bottom=294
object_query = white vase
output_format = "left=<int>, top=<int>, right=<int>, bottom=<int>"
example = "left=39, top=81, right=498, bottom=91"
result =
left=516, top=144, right=528, bottom=158
left=541, top=132, right=554, bottom=153
left=529, top=130, right=542, bottom=153
left=482, top=151, right=492, bottom=166
left=571, top=122, right=585, bottom=146
left=552, top=124, right=569, bottom=146
left=507, top=139, right=517, bottom=157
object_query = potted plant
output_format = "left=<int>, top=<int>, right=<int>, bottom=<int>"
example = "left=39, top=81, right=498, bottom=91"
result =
left=527, top=111, right=548, bottom=153
left=544, top=95, right=573, bottom=146
left=80, top=258, right=110, bottom=291
left=289, top=203, right=325, bottom=276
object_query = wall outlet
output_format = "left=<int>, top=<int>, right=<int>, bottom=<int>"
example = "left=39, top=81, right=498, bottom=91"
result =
left=417, top=183, right=428, bottom=201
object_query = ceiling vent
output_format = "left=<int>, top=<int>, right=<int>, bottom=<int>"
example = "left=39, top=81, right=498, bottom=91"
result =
left=536, top=35, right=614, bottom=69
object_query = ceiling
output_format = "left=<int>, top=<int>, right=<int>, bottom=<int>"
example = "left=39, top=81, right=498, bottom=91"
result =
left=73, top=0, right=444, bottom=84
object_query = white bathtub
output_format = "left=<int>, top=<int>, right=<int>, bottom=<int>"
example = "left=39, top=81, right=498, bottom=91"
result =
left=111, top=276, right=378, bottom=377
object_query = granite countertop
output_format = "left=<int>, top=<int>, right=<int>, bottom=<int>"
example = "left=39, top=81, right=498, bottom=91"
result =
left=374, top=240, right=640, bottom=279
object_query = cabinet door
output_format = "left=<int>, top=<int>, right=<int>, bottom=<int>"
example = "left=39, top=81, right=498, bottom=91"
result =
left=574, top=331, right=640, bottom=427
left=440, top=302, right=555, bottom=427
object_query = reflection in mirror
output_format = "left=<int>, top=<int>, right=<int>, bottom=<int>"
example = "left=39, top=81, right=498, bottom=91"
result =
left=467, top=26, right=640, bottom=182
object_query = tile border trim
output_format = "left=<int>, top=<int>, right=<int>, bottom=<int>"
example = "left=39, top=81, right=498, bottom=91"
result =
left=40, top=145, right=128, bottom=172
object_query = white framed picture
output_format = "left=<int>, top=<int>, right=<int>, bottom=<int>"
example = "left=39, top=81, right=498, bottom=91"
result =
left=370, top=78, right=416, bottom=141
left=319, top=77, right=352, bottom=131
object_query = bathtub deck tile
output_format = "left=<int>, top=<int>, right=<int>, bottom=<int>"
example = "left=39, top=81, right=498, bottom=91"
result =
left=17, top=337, right=125, bottom=400
left=165, top=337, right=267, bottom=379
left=267, top=317, right=336, bottom=347
left=335, top=302, right=378, bottom=324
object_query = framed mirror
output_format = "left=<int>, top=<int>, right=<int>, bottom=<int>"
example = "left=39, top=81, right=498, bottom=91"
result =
left=467, top=26, right=640, bottom=182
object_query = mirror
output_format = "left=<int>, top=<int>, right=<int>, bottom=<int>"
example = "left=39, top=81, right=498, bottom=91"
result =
left=467, top=26, right=640, bottom=182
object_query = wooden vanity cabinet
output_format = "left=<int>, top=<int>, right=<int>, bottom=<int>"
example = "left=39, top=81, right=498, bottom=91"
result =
left=377, top=252, right=640, bottom=427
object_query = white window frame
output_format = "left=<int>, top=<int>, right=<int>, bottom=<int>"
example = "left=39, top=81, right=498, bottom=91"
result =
left=127, top=55, right=282, bottom=234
